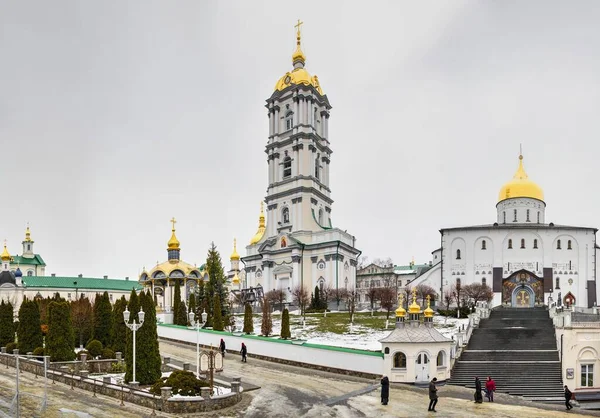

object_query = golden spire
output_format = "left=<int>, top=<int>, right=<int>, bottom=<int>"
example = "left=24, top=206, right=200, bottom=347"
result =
left=167, top=217, right=180, bottom=250
left=250, top=202, right=267, bottom=245
left=24, top=223, right=32, bottom=242
left=292, top=19, right=306, bottom=65
left=424, top=294, right=434, bottom=318
left=1, top=241, right=11, bottom=262
left=230, top=238, right=240, bottom=261
left=408, top=288, right=422, bottom=314
left=395, top=293, right=406, bottom=318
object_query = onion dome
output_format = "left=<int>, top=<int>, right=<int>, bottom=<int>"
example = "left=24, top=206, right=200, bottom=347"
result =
left=250, top=202, right=266, bottom=245
left=408, top=288, right=422, bottom=315
left=498, top=153, right=544, bottom=203
left=0, top=243, right=11, bottom=262
left=0, top=271, right=15, bottom=286
left=395, top=294, right=406, bottom=318
left=167, top=217, right=180, bottom=250
left=24, top=225, right=32, bottom=242
left=424, top=295, right=434, bottom=318
left=230, top=238, right=240, bottom=261
left=14, top=268, right=22, bottom=278
left=232, top=272, right=240, bottom=285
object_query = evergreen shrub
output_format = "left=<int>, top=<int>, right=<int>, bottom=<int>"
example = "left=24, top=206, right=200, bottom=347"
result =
left=5, top=342, right=17, bottom=353
left=101, top=348, right=115, bottom=359
left=280, top=308, right=291, bottom=339
left=149, top=370, right=209, bottom=396
left=86, top=340, right=103, bottom=358
left=33, top=347, right=45, bottom=360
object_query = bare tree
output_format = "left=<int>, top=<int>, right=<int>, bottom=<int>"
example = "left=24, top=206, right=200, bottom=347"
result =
left=344, top=287, right=358, bottom=323
left=320, top=284, right=333, bottom=310
left=332, top=287, right=347, bottom=310
left=452, top=282, right=463, bottom=310
left=416, top=284, right=437, bottom=306
left=291, top=285, right=309, bottom=316
left=402, top=286, right=413, bottom=309
left=264, top=289, right=286, bottom=312
left=463, top=283, right=494, bottom=305
left=443, top=285, right=455, bottom=310
left=366, top=285, right=380, bottom=311
left=372, top=257, right=393, bottom=268
left=357, top=256, right=369, bottom=270
left=379, top=287, right=396, bottom=319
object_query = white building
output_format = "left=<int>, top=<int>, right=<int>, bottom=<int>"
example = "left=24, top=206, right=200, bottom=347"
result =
left=412, top=153, right=599, bottom=308
left=241, top=24, right=360, bottom=299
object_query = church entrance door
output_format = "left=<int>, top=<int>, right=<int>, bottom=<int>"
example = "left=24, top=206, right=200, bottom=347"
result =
left=512, top=286, right=534, bottom=307
left=415, top=352, right=429, bottom=382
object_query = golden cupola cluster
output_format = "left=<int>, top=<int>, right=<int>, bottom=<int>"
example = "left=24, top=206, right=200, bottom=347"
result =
left=274, top=20, right=324, bottom=95
left=408, top=288, right=422, bottom=315
left=250, top=202, right=266, bottom=245
left=0, top=242, right=11, bottom=262
left=498, top=154, right=544, bottom=203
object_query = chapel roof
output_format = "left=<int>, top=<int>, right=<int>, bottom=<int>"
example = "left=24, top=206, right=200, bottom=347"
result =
left=379, top=326, right=451, bottom=344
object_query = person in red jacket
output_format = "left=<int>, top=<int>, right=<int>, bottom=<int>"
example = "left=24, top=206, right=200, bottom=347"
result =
left=485, top=376, right=496, bottom=402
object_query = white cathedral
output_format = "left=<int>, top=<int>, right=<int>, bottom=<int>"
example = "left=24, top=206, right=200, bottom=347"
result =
left=413, top=154, right=599, bottom=309
left=236, top=23, right=361, bottom=298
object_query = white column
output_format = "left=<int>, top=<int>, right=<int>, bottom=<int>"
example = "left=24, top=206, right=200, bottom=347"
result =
left=274, top=109, right=280, bottom=135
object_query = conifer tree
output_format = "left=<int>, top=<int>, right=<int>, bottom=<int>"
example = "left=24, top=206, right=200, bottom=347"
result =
left=188, top=292, right=196, bottom=319
left=205, top=243, right=229, bottom=328
left=0, top=301, right=14, bottom=347
left=213, top=295, right=223, bottom=331
left=176, top=301, right=188, bottom=326
left=17, top=298, right=43, bottom=353
left=46, top=301, right=76, bottom=361
left=173, top=279, right=182, bottom=321
left=111, top=296, right=127, bottom=355
left=92, top=292, right=113, bottom=348
left=135, top=291, right=162, bottom=385
left=124, top=290, right=140, bottom=383
left=71, top=296, right=93, bottom=348
left=261, top=298, right=273, bottom=337
left=243, top=302, right=253, bottom=334
left=280, top=308, right=291, bottom=339
left=196, top=279, right=205, bottom=317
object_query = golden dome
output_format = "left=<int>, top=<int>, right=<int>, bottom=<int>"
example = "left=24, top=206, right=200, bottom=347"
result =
left=24, top=225, right=32, bottom=242
left=230, top=238, right=240, bottom=261
left=498, top=154, right=544, bottom=203
left=408, top=288, right=422, bottom=315
left=167, top=217, right=180, bottom=250
left=424, top=295, right=434, bottom=318
left=395, top=294, right=406, bottom=318
left=1, top=243, right=11, bottom=262
left=232, top=272, right=240, bottom=285
left=250, top=202, right=266, bottom=245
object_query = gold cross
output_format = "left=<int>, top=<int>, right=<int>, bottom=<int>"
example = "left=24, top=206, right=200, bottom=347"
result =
left=170, top=217, right=177, bottom=231
left=295, top=19, right=303, bottom=36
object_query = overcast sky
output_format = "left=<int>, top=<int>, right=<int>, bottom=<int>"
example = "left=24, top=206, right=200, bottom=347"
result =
left=1, top=1, right=599, bottom=279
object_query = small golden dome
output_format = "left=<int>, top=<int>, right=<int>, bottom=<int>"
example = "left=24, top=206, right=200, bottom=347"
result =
left=232, top=272, right=240, bottom=285
left=167, top=217, right=180, bottom=250
left=250, top=202, right=266, bottom=245
left=230, top=238, right=240, bottom=261
left=408, top=288, right=422, bottom=314
left=1, top=243, right=11, bottom=262
left=24, top=225, right=32, bottom=242
left=395, top=294, right=406, bottom=318
left=424, top=295, right=434, bottom=318
left=498, top=154, right=544, bottom=203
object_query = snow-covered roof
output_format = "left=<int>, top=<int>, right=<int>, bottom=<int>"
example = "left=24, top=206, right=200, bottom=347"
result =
left=379, top=325, right=452, bottom=344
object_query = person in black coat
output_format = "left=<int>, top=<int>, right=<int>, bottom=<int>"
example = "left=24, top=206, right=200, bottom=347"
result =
left=240, top=343, right=247, bottom=362
left=428, top=378, right=438, bottom=412
left=380, top=375, right=390, bottom=405
left=220, top=338, right=226, bottom=358
left=474, top=377, right=483, bottom=403
left=564, top=385, right=573, bottom=410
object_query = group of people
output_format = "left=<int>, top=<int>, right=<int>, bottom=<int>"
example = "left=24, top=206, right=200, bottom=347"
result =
left=474, top=376, right=496, bottom=403
left=218, top=338, right=248, bottom=362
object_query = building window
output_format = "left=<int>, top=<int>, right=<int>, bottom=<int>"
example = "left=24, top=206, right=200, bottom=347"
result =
left=503, top=211, right=506, bottom=224
left=314, top=107, right=318, bottom=124
left=482, top=278, right=486, bottom=286
left=27, top=271, right=33, bottom=276
left=568, top=240, right=572, bottom=250
left=318, top=209, right=324, bottom=225
left=285, top=111, right=293, bottom=131
left=315, top=155, right=320, bottom=179
left=282, top=207, right=290, bottom=224
left=481, top=240, right=486, bottom=250
left=533, top=239, right=538, bottom=249
left=283, top=157, right=292, bottom=179
left=437, top=351, right=446, bottom=367
left=67, top=293, right=71, bottom=300
left=521, top=239, right=525, bottom=249
left=109, top=294, right=113, bottom=302
left=581, top=364, right=594, bottom=387
left=456, top=278, right=461, bottom=287
left=537, top=211, right=540, bottom=223
left=513, top=209, right=517, bottom=222
left=393, top=352, right=407, bottom=368
left=344, top=277, right=348, bottom=288
left=508, top=239, right=513, bottom=249
left=557, top=240, right=561, bottom=250
left=318, top=278, right=325, bottom=292
left=526, top=209, right=530, bottom=222
left=27, top=244, right=30, bottom=251
left=555, top=277, right=560, bottom=289
left=456, top=249, right=461, bottom=260
left=81, top=293, right=85, bottom=299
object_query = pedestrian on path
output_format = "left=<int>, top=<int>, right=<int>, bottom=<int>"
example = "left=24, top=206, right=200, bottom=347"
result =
left=474, top=377, right=483, bottom=403
left=428, top=377, right=438, bottom=412
left=220, top=338, right=226, bottom=358
left=380, top=375, right=389, bottom=405
left=564, top=385, right=573, bottom=410
left=485, top=376, right=496, bottom=402
left=240, top=342, right=247, bottom=362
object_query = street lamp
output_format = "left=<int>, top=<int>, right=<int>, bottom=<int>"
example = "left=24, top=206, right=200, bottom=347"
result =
left=188, top=309, right=208, bottom=378
left=123, top=305, right=145, bottom=385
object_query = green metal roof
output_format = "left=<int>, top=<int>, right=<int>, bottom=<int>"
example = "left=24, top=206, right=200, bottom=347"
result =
left=21, top=276, right=142, bottom=291
left=11, top=254, right=46, bottom=266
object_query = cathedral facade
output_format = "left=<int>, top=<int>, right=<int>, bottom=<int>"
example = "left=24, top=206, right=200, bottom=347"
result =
left=413, top=154, right=599, bottom=308
left=239, top=23, right=361, bottom=299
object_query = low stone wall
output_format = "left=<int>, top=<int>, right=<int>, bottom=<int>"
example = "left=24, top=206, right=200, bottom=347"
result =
left=0, top=350, right=243, bottom=414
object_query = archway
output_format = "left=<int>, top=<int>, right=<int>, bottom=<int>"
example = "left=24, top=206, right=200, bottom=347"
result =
left=502, top=270, right=543, bottom=307
left=512, top=286, right=534, bottom=307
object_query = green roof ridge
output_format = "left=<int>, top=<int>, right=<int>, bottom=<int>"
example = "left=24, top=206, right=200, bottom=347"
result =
left=22, top=276, right=142, bottom=291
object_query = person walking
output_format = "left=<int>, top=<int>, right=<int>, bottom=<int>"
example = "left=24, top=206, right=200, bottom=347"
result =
left=474, top=377, right=483, bottom=403
left=240, top=342, right=247, bottom=362
left=380, top=375, right=390, bottom=405
left=564, top=385, right=573, bottom=410
left=485, top=376, right=496, bottom=402
left=220, top=338, right=226, bottom=358
left=428, top=377, right=438, bottom=412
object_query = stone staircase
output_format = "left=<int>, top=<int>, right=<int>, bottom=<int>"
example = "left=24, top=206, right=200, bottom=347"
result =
left=448, top=307, right=564, bottom=402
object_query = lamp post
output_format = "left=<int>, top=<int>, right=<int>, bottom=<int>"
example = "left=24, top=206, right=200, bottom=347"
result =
left=123, top=305, right=145, bottom=385
left=188, top=309, right=208, bottom=378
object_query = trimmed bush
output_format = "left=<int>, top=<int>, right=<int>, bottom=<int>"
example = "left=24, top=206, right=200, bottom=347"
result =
left=149, top=370, right=209, bottom=396
left=243, top=303, right=253, bottom=334
left=5, top=342, right=17, bottom=353
left=101, top=348, right=115, bottom=359
left=32, top=347, right=45, bottom=360
left=280, top=308, right=291, bottom=339
left=86, top=340, right=103, bottom=358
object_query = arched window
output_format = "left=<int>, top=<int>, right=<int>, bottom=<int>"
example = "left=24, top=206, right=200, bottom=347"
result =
left=533, top=239, right=538, bottom=249
left=456, top=278, right=461, bottom=287
left=521, top=239, right=526, bottom=249
left=283, top=157, right=292, bottom=178
left=344, top=277, right=348, bottom=288
left=318, top=209, right=324, bottom=225
left=315, top=155, right=320, bottom=179
left=482, top=277, right=486, bottom=286
left=318, top=278, right=325, bottom=292
left=285, top=111, right=293, bottom=131
left=526, top=209, right=530, bottom=222
left=27, top=244, right=30, bottom=251
left=513, top=209, right=517, bottom=222
left=384, top=347, right=390, bottom=354
left=568, top=240, right=572, bottom=250
left=281, top=237, right=287, bottom=248
left=282, top=207, right=290, bottom=224
left=393, top=352, right=407, bottom=368
left=456, top=249, right=461, bottom=260
left=481, top=240, right=487, bottom=250
left=556, top=277, right=560, bottom=289
left=436, top=351, right=446, bottom=367
left=537, top=211, right=540, bottom=223
left=508, top=239, right=513, bottom=249
left=503, top=211, right=506, bottom=224
left=27, top=270, right=33, bottom=277
left=557, top=240, right=562, bottom=250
